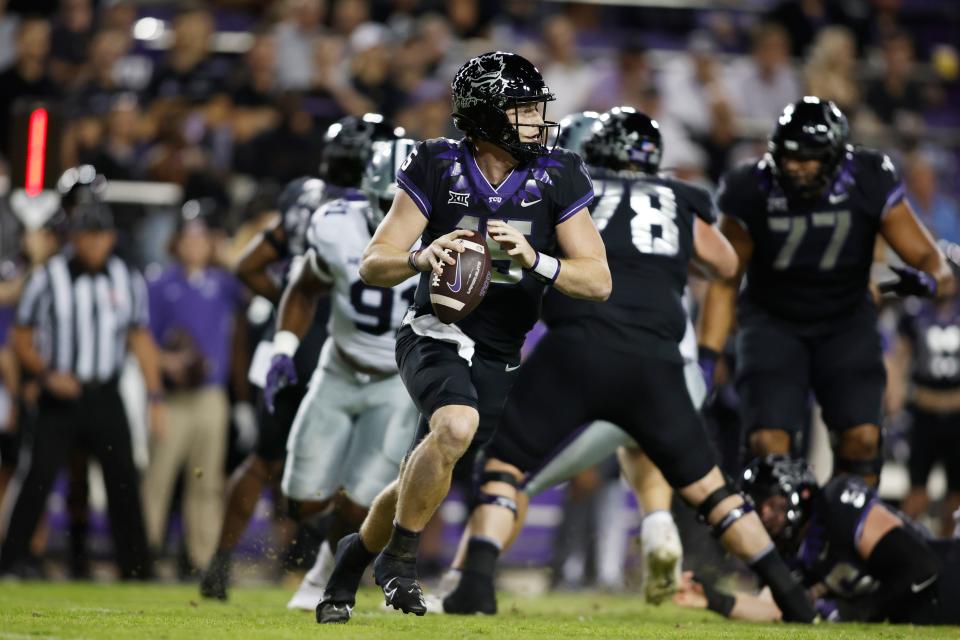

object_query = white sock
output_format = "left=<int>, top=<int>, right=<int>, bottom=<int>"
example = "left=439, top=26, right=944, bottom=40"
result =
left=304, top=540, right=333, bottom=585
left=641, top=510, right=677, bottom=547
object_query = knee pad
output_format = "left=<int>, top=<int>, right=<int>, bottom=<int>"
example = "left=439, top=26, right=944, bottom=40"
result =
left=473, top=470, right=520, bottom=518
left=694, top=478, right=755, bottom=539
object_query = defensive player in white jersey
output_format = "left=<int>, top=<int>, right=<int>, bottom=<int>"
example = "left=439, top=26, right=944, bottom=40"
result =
left=262, top=122, right=420, bottom=610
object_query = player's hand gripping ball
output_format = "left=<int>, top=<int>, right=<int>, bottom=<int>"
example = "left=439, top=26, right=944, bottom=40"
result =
left=428, top=229, right=492, bottom=324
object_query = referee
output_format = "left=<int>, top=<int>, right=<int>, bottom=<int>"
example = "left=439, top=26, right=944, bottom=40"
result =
left=0, top=197, right=164, bottom=579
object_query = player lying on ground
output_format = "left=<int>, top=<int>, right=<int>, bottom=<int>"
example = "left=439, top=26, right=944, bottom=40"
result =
left=698, top=97, right=955, bottom=487
left=317, top=50, right=613, bottom=623
left=676, top=454, right=960, bottom=625
left=426, top=107, right=813, bottom=623
left=264, top=125, right=422, bottom=611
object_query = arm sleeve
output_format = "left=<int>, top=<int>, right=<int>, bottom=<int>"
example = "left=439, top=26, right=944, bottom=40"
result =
left=15, top=267, right=48, bottom=327
left=553, top=154, right=595, bottom=224
left=305, top=208, right=335, bottom=282
left=835, top=526, right=940, bottom=622
left=715, top=167, right=756, bottom=226
left=396, top=141, right=435, bottom=219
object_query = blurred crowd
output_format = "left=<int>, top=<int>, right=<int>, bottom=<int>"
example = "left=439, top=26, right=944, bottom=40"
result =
left=0, top=0, right=958, bottom=584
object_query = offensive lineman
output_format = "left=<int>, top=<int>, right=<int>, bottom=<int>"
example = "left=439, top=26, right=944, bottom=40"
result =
left=698, top=97, right=955, bottom=485
left=266, top=130, right=420, bottom=610
left=317, top=51, right=612, bottom=623
left=434, top=107, right=816, bottom=623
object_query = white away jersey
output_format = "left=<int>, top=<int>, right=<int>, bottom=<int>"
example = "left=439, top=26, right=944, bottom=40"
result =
left=306, top=188, right=418, bottom=372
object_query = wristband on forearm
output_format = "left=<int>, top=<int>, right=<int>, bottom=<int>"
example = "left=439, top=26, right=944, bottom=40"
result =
left=526, top=251, right=561, bottom=284
left=701, top=582, right=736, bottom=617
left=273, top=330, right=300, bottom=358
left=408, top=249, right=426, bottom=273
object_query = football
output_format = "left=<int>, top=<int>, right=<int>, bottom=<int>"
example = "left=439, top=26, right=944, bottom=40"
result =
left=429, top=229, right=492, bottom=324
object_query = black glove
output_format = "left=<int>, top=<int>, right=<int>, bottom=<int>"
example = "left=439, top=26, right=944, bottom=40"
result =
left=878, top=265, right=936, bottom=298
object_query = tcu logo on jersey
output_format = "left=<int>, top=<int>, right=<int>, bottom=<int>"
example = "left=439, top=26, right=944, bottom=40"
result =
left=448, top=191, right=470, bottom=207
left=488, top=196, right=502, bottom=204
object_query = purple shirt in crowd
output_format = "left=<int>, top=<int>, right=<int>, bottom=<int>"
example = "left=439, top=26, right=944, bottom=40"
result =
left=147, top=264, right=245, bottom=387
left=0, top=305, right=12, bottom=347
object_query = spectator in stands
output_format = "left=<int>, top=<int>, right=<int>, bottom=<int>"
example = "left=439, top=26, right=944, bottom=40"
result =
left=102, top=2, right=153, bottom=93
left=586, top=43, right=653, bottom=113
left=145, top=4, right=229, bottom=107
left=331, top=0, right=370, bottom=37
left=303, top=33, right=371, bottom=124
left=228, top=29, right=280, bottom=144
left=905, top=150, right=960, bottom=245
left=804, top=26, right=860, bottom=116
left=766, top=0, right=867, bottom=57
left=142, top=207, right=247, bottom=576
left=660, top=31, right=736, bottom=181
left=0, top=17, right=56, bottom=160
left=725, top=23, right=802, bottom=134
left=49, top=0, right=94, bottom=89
left=445, top=0, right=493, bottom=40
left=347, top=22, right=405, bottom=119
left=143, top=103, right=211, bottom=186
left=864, top=31, right=927, bottom=131
left=274, top=0, right=326, bottom=90
left=71, top=29, right=135, bottom=117
left=79, top=94, right=144, bottom=180
left=233, top=92, right=324, bottom=182
left=0, top=0, right=20, bottom=72
left=538, top=14, right=595, bottom=120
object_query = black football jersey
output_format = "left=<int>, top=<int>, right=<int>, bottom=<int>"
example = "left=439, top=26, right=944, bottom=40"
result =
left=276, top=176, right=327, bottom=259
left=898, top=297, right=960, bottom=389
left=397, top=138, right=594, bottom=357
left=541, top=168, right=714, bottom=361
left=791, top=475, right=928, bottom=600
left=718, top=148, right=904, bottom=323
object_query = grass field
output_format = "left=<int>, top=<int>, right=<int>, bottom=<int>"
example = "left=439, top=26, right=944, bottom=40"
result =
left=2, top=583, right=960, bottom=639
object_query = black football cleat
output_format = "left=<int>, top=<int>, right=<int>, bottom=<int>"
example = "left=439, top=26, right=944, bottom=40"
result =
left=373, top=552, right=427, bottom=615
left=199, top=551, right=231, bottom=601
left=316, top=598, right=353, bottom=624
left=441, top=571, right=497, bottom=615
left=315, top=533, right=374, bottom=624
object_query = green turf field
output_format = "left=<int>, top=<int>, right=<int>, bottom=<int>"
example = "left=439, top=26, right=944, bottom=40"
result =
left=1, top=583, right=958, bottom=639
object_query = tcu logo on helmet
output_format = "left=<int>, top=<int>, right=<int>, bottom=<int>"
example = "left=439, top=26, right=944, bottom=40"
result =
left=453, top=53, right=507, bottom=110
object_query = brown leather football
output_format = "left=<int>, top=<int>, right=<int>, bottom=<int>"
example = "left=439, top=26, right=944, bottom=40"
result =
left=429, top=229, right=492, bottom=324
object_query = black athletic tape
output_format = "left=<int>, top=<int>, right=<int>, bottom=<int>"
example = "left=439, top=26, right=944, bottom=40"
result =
left=834, top=456, right=883, bottom=477
left=476, top=492, right=518, bottom=516
left=711, top=501, right=754, bottom=538
left=480, top=471, right=520, bottom=488
left=696, top=480, right=737, bottom=523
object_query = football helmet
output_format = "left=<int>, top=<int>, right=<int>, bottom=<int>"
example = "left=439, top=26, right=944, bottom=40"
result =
left=768, top=96, right=849, bottom=203
left=582, top=107, right=662, bottom=174
left=320, top=113, right=405, bottom=187
left=554, top=111, right=602, bottom=157
left=451, top=51, right=558, bottom=163
left=741, top=454, right=818, bottom=553
left=362, top=137, right=417, bottom=229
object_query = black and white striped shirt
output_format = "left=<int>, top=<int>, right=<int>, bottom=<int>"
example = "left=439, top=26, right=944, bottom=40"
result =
left=15, top=253, right=149, bottom=383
